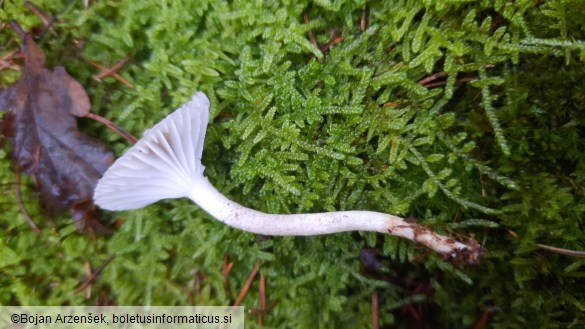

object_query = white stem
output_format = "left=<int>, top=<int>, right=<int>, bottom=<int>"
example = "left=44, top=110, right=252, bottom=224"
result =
left=188, top=177, right=483, bottom=264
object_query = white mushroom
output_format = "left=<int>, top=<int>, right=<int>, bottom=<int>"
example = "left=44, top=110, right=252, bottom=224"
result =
left=94, top=92, right=484, bottom=264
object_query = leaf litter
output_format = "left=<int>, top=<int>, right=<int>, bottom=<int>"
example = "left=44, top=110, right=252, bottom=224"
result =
left=0, top=22, right=115, bottom=233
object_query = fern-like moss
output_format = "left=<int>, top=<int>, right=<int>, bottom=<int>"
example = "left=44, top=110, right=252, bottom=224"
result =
left=1, top=0, right=584, bottom=327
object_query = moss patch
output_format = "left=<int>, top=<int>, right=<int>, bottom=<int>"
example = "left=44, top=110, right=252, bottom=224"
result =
left=1, top=0, right=584, bottom=327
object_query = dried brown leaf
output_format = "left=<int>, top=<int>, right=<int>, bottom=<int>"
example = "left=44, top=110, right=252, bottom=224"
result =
left=0, top=23, right=114, bottom=221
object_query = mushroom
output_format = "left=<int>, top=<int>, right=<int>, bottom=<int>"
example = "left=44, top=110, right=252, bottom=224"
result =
left=94, top=92, right=484, bottom=264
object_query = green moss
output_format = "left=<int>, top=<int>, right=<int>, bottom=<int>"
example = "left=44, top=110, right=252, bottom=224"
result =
left=1, top=0, right=584, bottom=327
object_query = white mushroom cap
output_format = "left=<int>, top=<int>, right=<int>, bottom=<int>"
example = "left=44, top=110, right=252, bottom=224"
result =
left=94, top=92, right=210, bottom=210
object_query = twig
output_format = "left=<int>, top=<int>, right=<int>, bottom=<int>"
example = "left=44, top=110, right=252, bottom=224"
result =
left=259, top=273, right=266, bottom=327
left=188, top=270, right=206, bottom=305
left=303, top=12, right=319, bottom=49
left=0, top=60, right=21, bottom=71
left=473, top=306, right=497, bottom=329
left=360, top=8, right=368, bottom=32
left=195, top=271, right=205, bottom=303
left=9, top=21, right=27, bottom=39
left=537, top=244, right=585, bottom=258
left=94, top=57, right=130, bottom=80
left=383, top=101, right=401, bottom=107
left=404, top=303, right=422, bottom=324
left=14, top=171, right=42, bottom=235
left=87, top=59, right=134, bottom=88
left=0, top=50, right=23, bottom=71
left=303, top=12, right=322, bottom=63
left=234, top=261, right=260, bottom=306
left=82, top=261, right=92, bottom=299
left=319, top=34, right=344, bottom=53
left=249, top=300, right=278, bottom=316
left=506, top=228, right=518, bottom=238
left=25, top=1, right=55, bottom=30
left=25, top=1, right=57, bottom=39
left=456, top=76, right=478, bottom=84
left=75, top=255, right=116, bottom=295
left=418, top=72, right=448, bottom=86
left=372, top=290, right=379, bottom=329
left=85, top=112, right=138, bottom=144
left=2, top=50, right=23, bottom=62
left=223, top=254, right=234, bottom=297
left=424, top=76, right=478, bottom=89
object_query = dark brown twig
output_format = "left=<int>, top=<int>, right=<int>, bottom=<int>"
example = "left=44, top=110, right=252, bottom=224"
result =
left=25, top=1, right=55, bottom=30
left=456, top=76, right=478, bottom=84
left=419, top=72, right=478, bottom=89
left=223, top=254, right=234, bottom=297
left=473, top=306, right=497, bottom=329
left=303, top=12, right=319, bottom=50
left=418, top=72, right=448, bottom=86
left=372, top=290, right=379, bottom=329
left=87, top=59, right=134, bottom=88
left=25, top=1, right=58, bottom=39
left=319, top=34, right=344, bottom=53
left=259, top=273, right=266, bottom=327
left=75, top=255, right=116, bottom=295
left=14, top=171, right=42, bottom=235
left=303, top=12, right=323, bottom=63
left=404, top=303, right=422, bottom=324
left=248, top=300, right=278, bottom=316
left=9, top=21, right=27, bottom=39
left=234, top=261, right=260, bottom=306
left=85, top=112, right=138, bottom=144
left=94, top=57, right=130, bottom=80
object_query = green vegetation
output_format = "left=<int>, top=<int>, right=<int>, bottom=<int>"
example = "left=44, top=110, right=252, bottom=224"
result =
left=1, top=0, right=584, bottom=327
